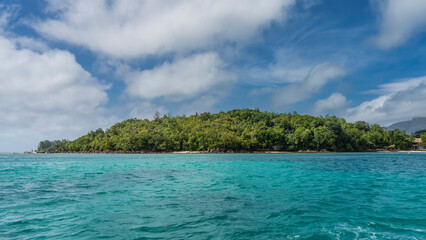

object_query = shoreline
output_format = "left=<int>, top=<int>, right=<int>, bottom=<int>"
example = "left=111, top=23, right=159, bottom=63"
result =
left=29, top=150, right=426, bottom=154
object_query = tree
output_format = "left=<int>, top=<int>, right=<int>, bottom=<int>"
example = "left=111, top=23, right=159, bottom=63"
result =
left=313, top=126, right=337, bottom=151
left=421, top=133, right=426, bottom=148
left=36, top=109, right=413, bottom=153
left=38, top=140, right=52, bottom=151
left=37, top=139, right=68, bottom=152
left=414, top=129, right=426, bottom=138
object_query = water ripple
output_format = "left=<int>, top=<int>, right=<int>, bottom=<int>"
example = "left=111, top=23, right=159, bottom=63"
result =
left=0, top=153, right=425, bottom=239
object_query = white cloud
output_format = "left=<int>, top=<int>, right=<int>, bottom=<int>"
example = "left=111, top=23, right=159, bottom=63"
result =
left=345, top=76, right=426, bottom=125
left=0, top=9, right=9, bottom=29
left=128, top=102, right=169, bottom=120
left=372, top=0, right=426, bottom=49
left=178, top=95, right=224, bottom=116
left=35, top=0, right=295, bottom=58
left=0, top=35, right=113, bottom=152
left=11, top=36, right=50, bottom=52
left=128, top=94, right=223, bottom=120
left=271, top=63, right=345, bottom=107
left=314, top=92, right=347, bottom=114
left=368, top=76, right=426, bottom=94
left=0, top=4, right=18, bottom=30
left=0, top=6, right=50, bottom=52
left=245, top=49, right=313, bottom=85
left=123, top=52, right=236, bottom=101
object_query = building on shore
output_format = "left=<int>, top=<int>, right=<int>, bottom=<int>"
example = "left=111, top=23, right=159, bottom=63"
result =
left=413, top=138, right=424, bottom=150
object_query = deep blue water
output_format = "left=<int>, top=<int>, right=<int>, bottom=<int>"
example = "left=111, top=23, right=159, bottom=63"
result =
left=0, top=153, right=425, bottom=239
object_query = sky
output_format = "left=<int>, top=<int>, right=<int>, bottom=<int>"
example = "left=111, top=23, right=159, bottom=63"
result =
left=2, top=0, right=426, bottom=152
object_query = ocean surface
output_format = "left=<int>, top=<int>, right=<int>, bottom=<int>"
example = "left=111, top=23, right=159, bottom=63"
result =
left=0, top=153, right=425, bottom=240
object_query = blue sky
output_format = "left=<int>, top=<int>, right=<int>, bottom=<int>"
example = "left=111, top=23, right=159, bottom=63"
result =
left=2, top=0, right=426, bottom=152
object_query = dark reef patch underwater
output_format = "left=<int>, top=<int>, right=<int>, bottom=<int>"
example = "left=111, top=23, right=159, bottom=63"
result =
left=0, top=153, right=425, bottom=239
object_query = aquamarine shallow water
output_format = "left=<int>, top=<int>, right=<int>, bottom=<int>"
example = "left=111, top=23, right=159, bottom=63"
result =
left=0, top=153, right=425, bottom=239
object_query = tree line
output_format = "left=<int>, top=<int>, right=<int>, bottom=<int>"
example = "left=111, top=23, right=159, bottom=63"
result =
left=37, top=109, right=417, bottom=153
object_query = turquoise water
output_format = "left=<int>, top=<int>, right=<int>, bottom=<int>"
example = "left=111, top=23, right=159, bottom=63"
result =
left=0, top=153, right=425, bottom=239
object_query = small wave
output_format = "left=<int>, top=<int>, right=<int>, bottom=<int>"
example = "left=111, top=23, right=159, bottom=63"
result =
left=322, top=223, right=422, bottom=240
left=267, top=207, right=307, bottom=219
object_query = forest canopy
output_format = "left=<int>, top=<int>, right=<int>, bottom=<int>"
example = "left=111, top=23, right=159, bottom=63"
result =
left=37, top=109, right=414, bottom=153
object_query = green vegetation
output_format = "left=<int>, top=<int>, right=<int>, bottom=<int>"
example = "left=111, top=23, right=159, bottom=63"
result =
left=37, top=139, right=68, bottom=152
left=414, top=129, right=426, bottom=138
left=421, top=133, right=426, bottom=148
left=37, top=109, right=414, bottom=153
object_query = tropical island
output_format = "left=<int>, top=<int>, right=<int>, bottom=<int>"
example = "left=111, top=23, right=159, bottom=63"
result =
left=37, top=109, right=426, bottom=153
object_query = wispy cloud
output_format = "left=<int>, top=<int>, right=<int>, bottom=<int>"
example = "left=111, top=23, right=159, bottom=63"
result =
left=345, top=76, right=426, bottom=125
left=244, top=48, right=313, bottom=86
left=270, top=63, right=345, bottom=107
left=372, top=0, right=426, bottom=49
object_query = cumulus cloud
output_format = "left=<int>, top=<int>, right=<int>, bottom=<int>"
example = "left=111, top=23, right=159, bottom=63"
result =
left=34, top=0, right=294, bottom=58
left=0, top=35, right=113, bottom=152
left=345, top=76, right=426, bottom=125
left=314, top=93, right=348, bottom=114
left=123, top=52, right=236, bottom=101
left=372, top=0, right=426, bottom=49
left=271, top=63, right=345, bottom=107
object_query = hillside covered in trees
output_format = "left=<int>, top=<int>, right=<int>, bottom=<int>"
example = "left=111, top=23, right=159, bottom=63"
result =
left=38, top=109, right=415, bottom=153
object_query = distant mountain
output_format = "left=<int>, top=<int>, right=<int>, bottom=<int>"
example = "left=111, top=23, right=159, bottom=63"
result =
left=387, top=117, right=426, bottom=134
